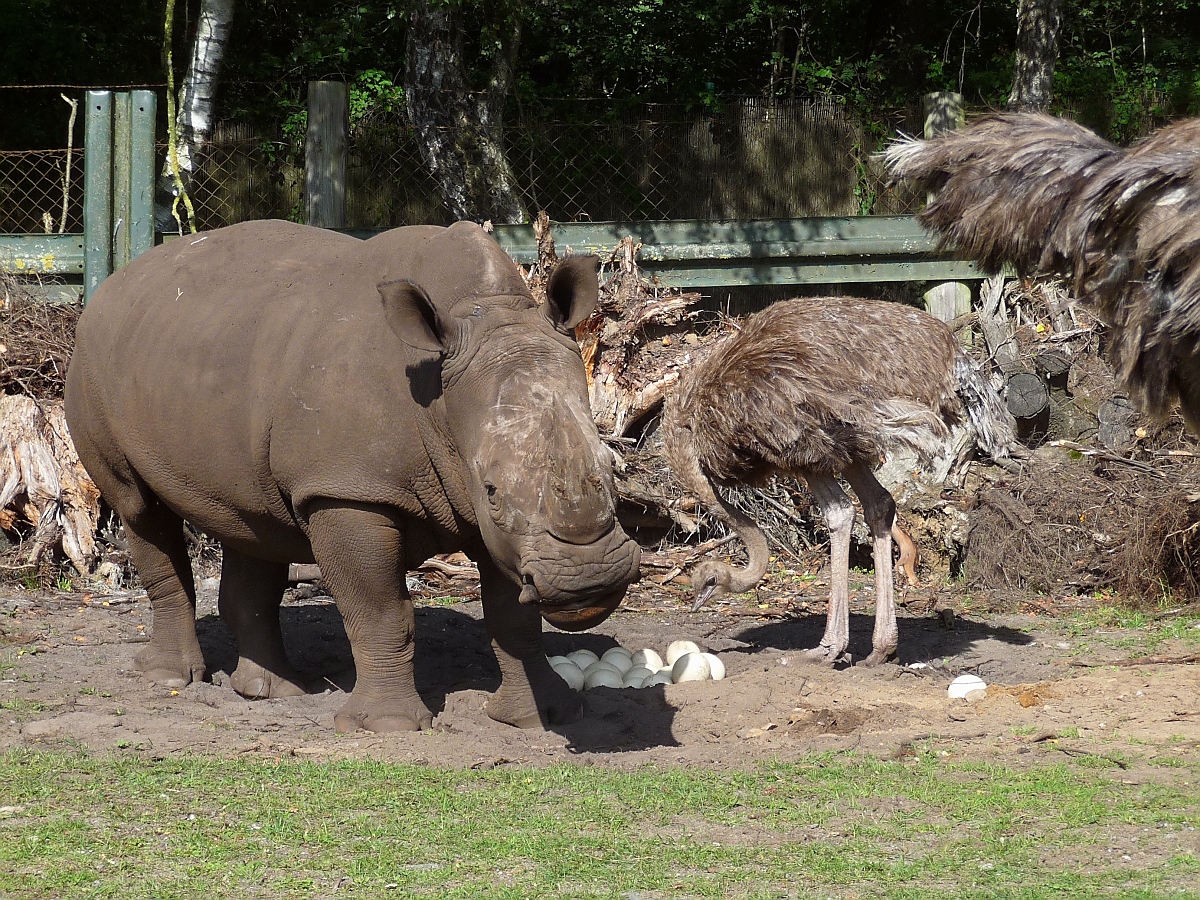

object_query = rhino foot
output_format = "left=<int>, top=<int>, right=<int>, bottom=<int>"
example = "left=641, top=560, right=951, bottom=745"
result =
left=333, top=694, right=434, bottom=734
left=135, top=645, right=206, bottom=689
left=486, top=676, right=583, bottom=729
left=230, top=659, right=307, bottom=700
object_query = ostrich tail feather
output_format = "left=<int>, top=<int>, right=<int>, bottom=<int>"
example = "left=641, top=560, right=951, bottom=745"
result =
left=954, top=352, right=1018, bottom=458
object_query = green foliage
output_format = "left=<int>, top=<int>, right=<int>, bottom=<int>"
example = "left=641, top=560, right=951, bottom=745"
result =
left=4, top=0, right=1200, bottom=148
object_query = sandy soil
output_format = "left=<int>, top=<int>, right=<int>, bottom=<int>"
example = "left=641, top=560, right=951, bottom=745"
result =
left=2, top=547, right=1199, bottom=777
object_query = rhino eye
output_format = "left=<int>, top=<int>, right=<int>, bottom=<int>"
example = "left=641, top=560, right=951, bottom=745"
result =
left=484, top=482, right=498, bottom=503
left=471, top=305, right=483, bottom=317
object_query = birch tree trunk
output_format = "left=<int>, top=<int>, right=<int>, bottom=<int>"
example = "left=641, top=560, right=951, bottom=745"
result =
left=157, top=0, right=235, bottom=230
left=404, top=0, right=528, bottom=224
left=1006, top=0, right=1063, bottom=112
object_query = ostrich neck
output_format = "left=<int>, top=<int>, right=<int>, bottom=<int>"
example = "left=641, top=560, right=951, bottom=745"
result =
left=675, top=441, right=771, bottom=592
left=714, top=498, right=771, bottom=592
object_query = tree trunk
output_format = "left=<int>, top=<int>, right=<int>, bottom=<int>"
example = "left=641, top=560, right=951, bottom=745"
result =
left=1006, top=0, right=1063, bottom=112
left=404, top=0, right=527, bottom=224
left=157, top=0, right=235, bottom=230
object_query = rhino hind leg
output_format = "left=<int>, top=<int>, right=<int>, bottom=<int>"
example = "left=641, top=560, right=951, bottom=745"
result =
left=122, top=501, right=207, bottom=689
left=305, top=501, right=434, bottom=733
left=478, top=557, right=584, bottom=728
left=217, top=548, right=306, bottom=700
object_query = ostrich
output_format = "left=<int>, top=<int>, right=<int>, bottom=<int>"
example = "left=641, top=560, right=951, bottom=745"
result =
left=662, top=296, right=1016, bottom=666
left=883, top=112, right=1200, bottom=431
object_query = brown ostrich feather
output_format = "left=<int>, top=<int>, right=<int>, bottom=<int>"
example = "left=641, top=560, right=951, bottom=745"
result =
left=663, top=296, right=1009, bottom=494
left=883, top=112, right=1200, bottom=427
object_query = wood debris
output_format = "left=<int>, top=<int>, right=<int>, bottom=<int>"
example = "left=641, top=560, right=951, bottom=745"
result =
left=0, top=394, right=100, bottom=574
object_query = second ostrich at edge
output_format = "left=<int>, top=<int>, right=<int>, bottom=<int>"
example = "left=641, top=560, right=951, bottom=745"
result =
left=663, top=296, right=1016, bottom=666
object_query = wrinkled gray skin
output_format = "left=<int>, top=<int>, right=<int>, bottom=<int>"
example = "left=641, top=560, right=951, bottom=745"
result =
left=64, top=220, right=641, bottom=733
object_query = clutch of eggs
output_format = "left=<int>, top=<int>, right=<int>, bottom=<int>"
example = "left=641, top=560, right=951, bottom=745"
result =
left=548, top=639, right=725, bottom=691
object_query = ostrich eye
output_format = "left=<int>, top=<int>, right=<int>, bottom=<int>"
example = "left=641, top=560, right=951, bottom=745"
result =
left=704, top=575, right=717, bottom=588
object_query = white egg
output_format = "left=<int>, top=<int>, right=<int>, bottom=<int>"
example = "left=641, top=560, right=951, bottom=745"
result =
left=630, top=648, right=664, bottom=671
left=701, top=652, right=726, bottom=681
left=641, top=671, right=674, bottom=688
left=583, top=667, right=625, bottom=690
left=567, top=649, right=600, bottom=668
left=671, top=652, right=712, bottom=683
left=666, top=640, right=702, bottom=666
left=947, top=674, right=988, bottom=699
left=547, top=655, right=572, bottom=668
left=549, top=661, right=585, bottom=691
left=600, top=646, right=635, bottom=673
left=623, top=665, right=655, bottom=687
left=582, top=660, right=625, bottom=679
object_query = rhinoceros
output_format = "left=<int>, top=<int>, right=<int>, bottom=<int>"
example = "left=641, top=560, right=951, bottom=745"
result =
left=64, top=219, right=641, bottom=733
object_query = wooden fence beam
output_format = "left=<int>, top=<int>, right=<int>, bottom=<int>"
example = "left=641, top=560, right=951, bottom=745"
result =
left=305, top=81, right=348, bottom=229
left=921, top=91, right=971, bottom=326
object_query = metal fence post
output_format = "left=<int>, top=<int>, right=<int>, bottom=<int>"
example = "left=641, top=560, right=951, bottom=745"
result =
left=82, top=90, right=157, bottom=303
left=112, top=92, right=133, bottom=270
left=83, top=91, right=113, bottom=304
left=129, top=90, right=157, bottom=261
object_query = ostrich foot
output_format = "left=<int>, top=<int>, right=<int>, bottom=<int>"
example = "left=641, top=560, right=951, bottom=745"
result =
left=858, top=648, right=897, bottom=668
left=801, top=645, right=849, bottom=666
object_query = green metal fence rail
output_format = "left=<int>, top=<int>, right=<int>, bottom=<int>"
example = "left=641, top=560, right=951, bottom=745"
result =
left=346, top=216, right=984, bottom=288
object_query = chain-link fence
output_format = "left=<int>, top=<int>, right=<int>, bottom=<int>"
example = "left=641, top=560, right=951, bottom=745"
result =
left=182, top=97, right=923, bottom=231
left=3, top=95, right=922, bottom=236
left=0, top=149, right=84, bottom=234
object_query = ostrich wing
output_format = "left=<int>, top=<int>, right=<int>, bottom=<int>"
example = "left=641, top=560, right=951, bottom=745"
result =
left=884, top=113, right=1200, bottom=424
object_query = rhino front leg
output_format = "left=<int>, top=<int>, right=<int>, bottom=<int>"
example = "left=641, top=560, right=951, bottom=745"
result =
left=306, top=501, right=433, bottom=733
left=217, top=548, right=306, bottom=700
left=478, top=556, right=583, bottom=728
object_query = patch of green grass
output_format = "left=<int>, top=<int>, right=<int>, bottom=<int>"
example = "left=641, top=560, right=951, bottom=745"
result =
left=0, top=697, right=45, bottom=719
left=0, top=750, right=1197, bottom=899
left=416, top=595, right=474, bottom=608
left=1055, top=604, right=1200, bottom=655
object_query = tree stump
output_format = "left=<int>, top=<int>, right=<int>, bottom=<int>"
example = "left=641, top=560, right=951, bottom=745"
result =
left=1005, top=372, right=1051, bottom=444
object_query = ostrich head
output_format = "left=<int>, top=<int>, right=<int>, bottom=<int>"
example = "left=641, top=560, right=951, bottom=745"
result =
left=691, top=559, right=732, bottom=610
left=690, top=557, right=764, bottom=611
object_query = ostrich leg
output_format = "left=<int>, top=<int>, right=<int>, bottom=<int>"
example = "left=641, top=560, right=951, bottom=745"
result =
left=801, top=471, right=856, bottom=665
left=845, top=461, right=900, bottom=666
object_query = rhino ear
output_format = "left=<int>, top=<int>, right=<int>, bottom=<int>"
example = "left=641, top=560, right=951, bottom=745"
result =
left=545, top=255, right=600, bottom=329
left=378, top=280, right=443, bottom=352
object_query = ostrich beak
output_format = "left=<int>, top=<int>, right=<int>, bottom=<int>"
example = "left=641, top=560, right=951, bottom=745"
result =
left=692, top=586, right=716, bottom=612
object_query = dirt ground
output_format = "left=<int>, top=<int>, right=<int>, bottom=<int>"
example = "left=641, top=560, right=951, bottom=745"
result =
left=3, top=546, right=1200, bottom=778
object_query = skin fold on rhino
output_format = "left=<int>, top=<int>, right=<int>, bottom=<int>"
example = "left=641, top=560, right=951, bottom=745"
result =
left=64, top=219, right=641, bottom=733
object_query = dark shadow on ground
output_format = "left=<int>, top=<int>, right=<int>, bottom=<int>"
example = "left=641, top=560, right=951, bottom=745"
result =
left=196, top=602, right=680, bottom=752
left=734, top=609, right=1036, bottom=668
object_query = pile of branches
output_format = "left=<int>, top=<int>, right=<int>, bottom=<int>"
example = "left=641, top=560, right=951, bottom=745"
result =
left=524, top=211, right=739, bottom=541
left=960, top=275, right=1200, bottom=604
left=0, top=273, right=78, bottom=400
left=964, top=445, right=1200, bottom=602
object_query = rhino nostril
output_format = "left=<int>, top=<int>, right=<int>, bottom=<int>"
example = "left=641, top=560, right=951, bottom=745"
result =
left=518, top=573, right=540, bottom=605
